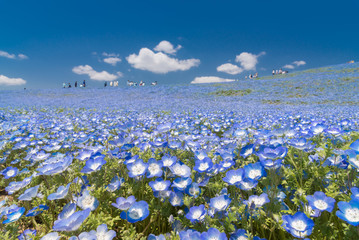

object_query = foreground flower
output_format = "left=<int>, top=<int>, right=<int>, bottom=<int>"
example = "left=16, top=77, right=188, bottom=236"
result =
left=76, top=190, right=99, bottom=211
left=41, top=232, right=60, bottom=240
left=179, top=229, right=201, bottom=240
left=244, top=193, right=270, bottom=208
left=120, top=201, right=149, bottom=223
left=26, top=205, right=49, bottom=217
left=1, top=166, right=18, bottom=179
left=81, top=156, right=106, bottom=173
left=18, top=185, right=40, bottom=201
left=209, top=194, right=231, bottom=212
left=2, top=206, right=25, bottom=224
left=201, top=227, right=227, bottom=240
left=53, top=208, right=91, bottom=231
left=48, top=183, right=71, bottom=200
left=112, top=196, right=136, bottom=210
left=282, top=212, right=314, bottom=238
left=185, top=204, right=207, bottom=223
left=306, top=191, right=335, bottom=213
left=336, top=198, right=359, bottom=226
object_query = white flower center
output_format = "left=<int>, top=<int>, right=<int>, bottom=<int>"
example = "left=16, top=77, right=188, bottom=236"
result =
left=154, top=182, right=166, bottom=191
left=7, top=170, right=15, bottom=176
left=148, top=164, right=160, bottom=174
left=213, top=200, right=227, bottom=210
left=313, top=200, right=328, bottom=210
left=199, top=162, right=209, bottom=171
left=129, top=208, right=143, bottom=219
left=91, top=162, right=101, bottom=170
left=291, top=220, right=307, bottom=231
left=248, top=169, right=261, bottom=179
left=83, top=195, right=95, bottom=207
left=229, top=175, right=242, bottom=184
left=345, top=208, right=359, bottom=222
left=132, top=164, right=145, bottom=175
left=192, top=209, right=203, bottom=219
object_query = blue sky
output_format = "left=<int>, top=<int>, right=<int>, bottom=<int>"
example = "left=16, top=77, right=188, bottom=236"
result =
left=0, top=0, right=358, bottom=89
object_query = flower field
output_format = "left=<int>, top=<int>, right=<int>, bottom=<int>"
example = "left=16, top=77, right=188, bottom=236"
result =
left=1, top=63, right=359, bottom=239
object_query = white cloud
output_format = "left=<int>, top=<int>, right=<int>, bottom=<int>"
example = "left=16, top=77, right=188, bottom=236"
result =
left=217, top=63, right=243, bottom=75
left=72, top=65, right=121, bottom=81
left=283, top=64, right=295, bottom=69
left=235, top=51, right=265, bottom=70
left=126, top=48, right=200, bottom=74
left=0, top=50, right=28, bottom=60
left=191, top=76, right=236, bottom=84
left=103, top=57, right=122, bottom=66
left=283, top=60, right=306, bottom=69
left=293, top=60, right=306, bottom=66
left=0, top=75, right=26, bottom=86
left=154, top=40, right=182, bottom=55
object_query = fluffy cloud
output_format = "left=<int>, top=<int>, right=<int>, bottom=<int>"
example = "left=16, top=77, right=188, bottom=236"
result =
left=126, top=48, right=200, bottom=74
left=235, top=51, right=265, bottom=71
left=103, top=57, right=121, bottom=66
left=154, top=40, right=182, bottom=55
left=283, top=60, right=306, bottom=69
left=217, top=63, right=243, bottom=75
left=191, top=76, right=236, bottom=84
left=0, top=50, right=28, bottom=60
left=0, top=75, right=26, bottom=86
left=72, top=65, right=121, bottom=81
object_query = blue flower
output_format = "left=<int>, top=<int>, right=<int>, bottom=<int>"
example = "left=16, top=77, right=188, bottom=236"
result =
left=351, top=187, right=359, bottom=199
left=282, top=212, right=314, bottom=238
left=256, top=145, right=287, bottom=160
left=78, top=232, right=97, bottom=240
left=169, top=162, right=191, bottom=178
left=185, top=183, right=201, bottom=198
left=230, top=229, right=247, bottom=240
left=350, top=139, right=359, bottom=152
left=336, top=198, right=359, bottom=226
left=120, top=201, right=149, bottom=223
left=53, top=208, right=91, bottom=231
left=106, top=176, right=124, bottom=192
left=36, top=155, right=72, bottom=175
left=147, top=158, right=163, bottom=178
left=48, top=183, right=71, bottom=200
left=94, top=224, right=116, bottom=240
left=40, top=232, right=60, bottom=240
left=169, top=191, right=184, bottom=206
left=148, top=234, right=166, bottom=240
left=240, top=144, right=254, bottom=158
left=149, top=178, right=171, bottom=192
left=6, top=176, right=32, bottom=194
left=58, top=203, right=77, bottom=220
left=3, top=206, right=25, bottom=224
left=2, top=166, right=18, bottom=179
left=112, top=196, right=136, bottom=210
left=288, top=138, right=315, bottom=152
left=77, top=149, right=93, bottom=161
left=185, top=204, right=207, bottom=223
left=243, top=162, right=266, bottom=180
left=26, top=205, right=49, bottom=217
left=18, top=229, right=36, bottom=240
left=201, top=228, right=227, bottom=240
left=244, top=193, right=270, bottom=208
left=81, top=155, right=106, bottom=173
left=194, top=157, right=213, bottom=173
left=223, top=169, right=244, bottom=185
left=76, top=190, right=99, bottom=211
left=179, top=229, right=201, bottom=240
left=18, top=185, right=40, bottom=201
left=161, top=155, right=177, bottom=167
left=209, top=194, right=231, bottom=212
left=237, top=178, right=258, bottom=191
left=172, top=177, right=192, bottom=191
left=306, top=191, right=335, bottom=213
left=127, top=159, right=148, bottom=178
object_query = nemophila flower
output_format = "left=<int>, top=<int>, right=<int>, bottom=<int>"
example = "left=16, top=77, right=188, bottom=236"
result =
left=148, top=234, right=166, bottom=240
left=306, top=191, right=335, bottom=213
left=36, top=155, right=73, bottom=175
left=259, top=158, right=283, bottom=169
left=18, top=229, right=36, bottom=240
left=311, top=124, right=326, bottom=135
left=194, top=150, right=208, bottom=160
left=323, top=154, right=348, bottom=169
left=186, top=183, right=201, bottom=198
left=223, top=169, right=244, bottom=185
left=168, top=140, right=182, bottom=150
left=244, top=193, right=270, bottom=208
left=78, top=231, right=97, bottom=240
left=185, top=204, right=207, bottom=223
left=169, top=191, right=184, bottom=206
left=3, top=206, right=25, bottom=224
left=6, top=176, right=32, bottom=194
left=282, top=212, right=314, bottom=238
left=1, top=166, right=18, bottom=179
left=77, top=150, right=93, bottom=161
left=200, top=227, right=227, bottom=240
left=244, top=162, right=266, bottom=180
left=256, top=145, right=287, bottom=160
left=169, top=162, right=191, bottom=178
left=81, top=155, right=106, bottom=173
left=237, top=178, right=258, bottom=191
left=172, top=177, right=192, bottom=191
left=58, top=203, right=77, bottom=220
left=48, top=183, right=71, bottom=200
left=209, top=194, right=231, bottom=212
left=336, top=198, right=359, bottom=226
left=26, top=205, right=49, bottom=217
left=112, top=196, right=136, bottom=210
left=351, top=187, right=359, bottom=199
left=120, top=200, right=149, bottom=223
left=149, top=178, right=171, bottom=192
left=194, top=157, right=213, bottom=173
left=219, top=159, right=235, bottom=171
left=32, top=150, right=50, bottom=162
left=127, top=159, right=148, bottom=178
left=288, top=138, right=315, bottom=152
left=106, top=176, right=124, bottom=192
left=161, top=155, right=177, bottom=167
left=350, top=139, right=359, bottom=152
left=346, top=149, right=359, bottom=169
left=11, top=180, right=35, bottom=200
left=230, top=229, right=247, bottom=240
left=40, top=232, right=60, bottom=240
left=179, top=229, right=201, bottom=240
left=53, top=208, right=91, bottom=231
left=240, top=144, right=254, bottom=158
left=76, top=190, right=99, bottom=211
left=147, top=158, right=163, bottom=178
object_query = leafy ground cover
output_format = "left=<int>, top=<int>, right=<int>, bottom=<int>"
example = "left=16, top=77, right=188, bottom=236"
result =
left=1, top=63, right=359, bottom=239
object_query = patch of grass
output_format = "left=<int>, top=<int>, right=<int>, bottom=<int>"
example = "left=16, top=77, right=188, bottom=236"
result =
left=209, top=89, right=252, bottom=96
